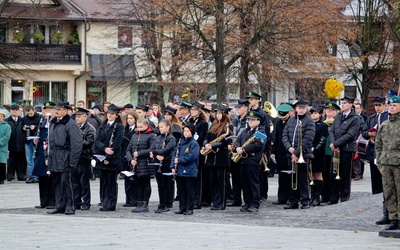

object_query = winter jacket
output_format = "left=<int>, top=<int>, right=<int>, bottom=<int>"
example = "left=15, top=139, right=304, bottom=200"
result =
left=32, top=117, right=50, bottom=176
left=376, top=113, right=400, bottom=167
left=6, top=116, right=25, bottom=152
left=47, top=115, right=83, bottom=172
left=233, top=126, right=266, bottom=166
left=189, top=116, right=208, bottom=147
left=329, top=110, right=361, bottom=152
left=0, top=121, right=11, bottom=163
left=271, top=119, right=289, bottom=167
left=78, top=122, right=96, bottom=163
left=282, top=114, right=315, bottom=160
left=94, top=121, right=124, bottom=171
left=170, top=137, right=199, bottom=177
left=203, top=124, right=233, bottom=167
left=151, top=132, right=176, bottom=173
left=312, top=118, right=328, bottom=157
left=125, top=126, right=155, bottom=177
left=87, top=113, right=102, bottom=130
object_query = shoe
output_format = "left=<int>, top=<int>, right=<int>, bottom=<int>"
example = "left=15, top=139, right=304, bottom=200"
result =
left=227, top=202, right=241, bottom=207
left=283, top=204, right=299, bottom=209
left=65, top=209, right=75, bottom=215
left=376, top=216, right=391, bottom=225
left=122, top=204, right=136, bottom=207
left=272, top=200, right=287, bottom=205
left=240, top=205, right=250, bottom=212
left=98, top=202, right=103, bottom=206
left=201, top=202, right=210, bottom=207
left=327, top=201, right=338, bottom=205
left=25, top=178, right=36, bottom=184
left=174, top=210, right=185, bottom=214
left=47, top=209, right=65, bottom=214
left=301, top=204, right=310, bottom=209
left=340, top=198, right=349, bottom=203
left=210, top=207, right=224, bottom=210
left=81, top=205, right=90, bottom=210
left=247, top=207, right=259, bottom=212
left=35, top=205, right=46, bottom=209
left=193, top=205, right=201, bottom=210
left=7, top=178, right=12, bottom=181
left=384, top=220, right=399, bottom=230
left=0, top=180, right=4, bottom=184
left=183, top=210, right=193, bottom=215
left=75, top=206, right=81, bottom=210
left=99, top=207, right=115, bottom=212
left=46, top=206, right=55, bottom=209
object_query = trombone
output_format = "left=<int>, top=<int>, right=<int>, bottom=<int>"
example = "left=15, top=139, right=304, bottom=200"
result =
left=291, top=120, right=305, bottom=190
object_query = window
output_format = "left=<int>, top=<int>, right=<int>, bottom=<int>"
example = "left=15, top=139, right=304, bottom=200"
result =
left=86, top=80, right=107, bottom=107
left=118, top=27, right=132, bottom=48
left=32, top=81, right=68, bottom=106
left=138, top=85, right=158, bottom=104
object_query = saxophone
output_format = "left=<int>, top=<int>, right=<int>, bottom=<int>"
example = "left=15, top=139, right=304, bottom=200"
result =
left=200, top=124, right=230, bottom=156
left=231, top=136, right=257, bottom=163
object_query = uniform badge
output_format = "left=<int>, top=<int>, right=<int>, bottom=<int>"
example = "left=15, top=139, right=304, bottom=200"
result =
left=185, top=148, right=190, bottom=153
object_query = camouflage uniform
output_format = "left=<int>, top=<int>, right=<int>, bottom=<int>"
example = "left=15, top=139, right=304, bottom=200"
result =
left=375, top=113, right=400, bottom=221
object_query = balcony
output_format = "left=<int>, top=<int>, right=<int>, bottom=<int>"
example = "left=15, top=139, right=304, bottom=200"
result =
left=0, top=43, right=81, bottom=64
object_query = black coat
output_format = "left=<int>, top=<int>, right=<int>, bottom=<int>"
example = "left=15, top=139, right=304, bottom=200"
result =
left=121, top=125, right=136, bottom=171
left=152, top=132, right=176, bottom=173
left=361, top=111, right=389, bottom=162
left=126, top=127, right=155, bottom=177
left=94, top=121, right=124, bottom=171
left=78, top=122, right=96, bottom=162
left=233, top=126, right=266, bottom=165
left=32, top=117, right=49, bottom=176
left=330, top=110, right=361, bottom=152
left=7, top=116, right=25, bottom=152
left=282, top=114, right=315, bottom=160
left=271, top=119, right=289, bottom=167
left=21, top=112, right=41, bottom=142
left=189, top=116, right=209, bottom=147
left=312, top=119, right=328, bottom=157
left=48, top=115, right=83, bottom=172
left=203, top=125, right=233, bottom=167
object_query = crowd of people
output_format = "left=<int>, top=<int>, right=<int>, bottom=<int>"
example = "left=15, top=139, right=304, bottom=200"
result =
left=0, top=91, right=400, bottom=231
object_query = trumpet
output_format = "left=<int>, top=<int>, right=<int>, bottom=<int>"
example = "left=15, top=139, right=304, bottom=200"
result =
left=332, top=150, right=341, bottom=180
left=308, top=159, right=314, bottom=185
left=260, top=154, right=270, bottom=172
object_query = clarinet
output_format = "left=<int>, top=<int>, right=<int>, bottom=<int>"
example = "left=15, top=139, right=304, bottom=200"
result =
left=130, top=133, right=140, bottom=179
left=174, top=137, right=182, bottom=175
left=157, top=133, right=168, bottom=173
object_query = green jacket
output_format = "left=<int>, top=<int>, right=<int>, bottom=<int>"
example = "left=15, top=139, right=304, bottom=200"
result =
left=376, top=113, right=400, bottom=167
left=0, top=121, right=11, bottom=163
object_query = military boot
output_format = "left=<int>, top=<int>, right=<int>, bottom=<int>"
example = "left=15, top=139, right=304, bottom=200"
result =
left=384, top=220, right=399, bottom=230
left=376, top=201, right=391, bottom=225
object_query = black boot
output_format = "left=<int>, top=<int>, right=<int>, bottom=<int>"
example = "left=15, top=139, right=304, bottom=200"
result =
left=312, top=180, right=323, bottom=206
left=310, top=184, right=315, bottom=206
left=384, top=220, right=399, bottom=230
left=132, top=201, right=143, bottom=213
left=376, top=200, right=391, bottom=225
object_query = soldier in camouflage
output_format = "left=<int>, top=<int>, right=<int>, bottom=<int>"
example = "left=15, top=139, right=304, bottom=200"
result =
left=376, top=95, right=400, bottom=230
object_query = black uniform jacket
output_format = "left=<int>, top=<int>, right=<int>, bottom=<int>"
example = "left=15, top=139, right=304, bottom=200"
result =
left=152, top=132, right=176, bottom=173
left=233, top=126, right=266, bottom=165
left=203, top=124, right=233, bottom=167
left=330, top=110, right=361, bottom=152
left=78, top=122, right=96, bottom=162
left=6, top=116, right=25, bottom=152
left=95, top=121, right=124, bottom=171
left=361, top=111, right=389, bottom=162
left=312, top=119, right=328, bottom=157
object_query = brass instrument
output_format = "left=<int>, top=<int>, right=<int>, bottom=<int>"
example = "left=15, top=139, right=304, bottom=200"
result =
left=231, top=136, right=256, bottom=163
left=291, top=120, right=306, bottom=190
left=200, top=124, right=230, bottom=156
left=332, top=150, right=341, bottom=180
left=260, top=154, right=270, bottom=172
left=264, top=101, right=278, bottom=133
left=308, top=159, right=314, bottom=185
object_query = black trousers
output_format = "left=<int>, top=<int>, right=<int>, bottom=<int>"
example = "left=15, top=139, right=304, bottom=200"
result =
left=260, top=168, right=269, bottom=199
left=277, top=164, right=291, bottom=202
left=194, top=161, right=211, bottom=207
left=124, top=177, right=137, bottom=205
left=100, top=169, right=118, bottom=210
left=370, top=162, right=383, bottom=194
left=0, top=163, right=6, bottom=181
left=38, top=175, right=55, bottom=207
left=136, top=175, right=151, bottom=202
left=241, top=164, right=260, bottom=209
left=52, top=172, right=74, bottom=212
left=71, top=161, right=91, bottom=208
left=321, top=155, right=332, bottom=202
left=225, top=169, right=233, bottom=202
left=230, top=161, right=242, bottom=204
left=210, top=167, right=226, bottom=209
left=155, top=172, right=174, bottom=208
left=329, top=151, right=353, bottom=203
left=177, top=176, right=196, bottom=212
left=7, top=151, right=26, bottom=180
left=288, top=163, right=309, bottom=205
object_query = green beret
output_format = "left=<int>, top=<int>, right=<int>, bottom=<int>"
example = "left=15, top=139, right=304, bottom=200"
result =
left=389, top=95, right=400, bottom=104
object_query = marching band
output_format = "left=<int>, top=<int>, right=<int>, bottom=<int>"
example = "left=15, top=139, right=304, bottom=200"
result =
left=1, top=89, right=398, bottom=230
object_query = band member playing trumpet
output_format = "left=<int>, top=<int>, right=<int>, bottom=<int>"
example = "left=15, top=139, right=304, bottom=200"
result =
left=362, top=96, right=390, bottom=225
left=328, top=96, right=361, bottom=205
left=282, top=99, right=315, bottom=209
left=233, top=111, right=266, bottom=212
left=203, top=105, right=233, bottom=210
left=309, top=106, right=328, bottom=206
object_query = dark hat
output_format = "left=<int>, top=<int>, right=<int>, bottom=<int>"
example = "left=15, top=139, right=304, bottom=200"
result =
left=92, top=104, right=102, bottom=111
left=74, top=107, right=90, bottom=115
left=211, top=104, right=218, bottom=111
left=184, top=123, right=196, bottom=136
left=294, top=99, right=308, bottom=107
left=180, top=101, right=192, bottom=109
left=325, top=102, right=340, bottom=111
left=341, top=96, right=355, bottom=103
left=277, top=103, right=292, bottom=118
left=123, top=103, right=134, bottom=109
left=373, top=97, right=385, bottom=104
left=192, top=101, right=204, bottom=109
left=247, top=111, right=263, bottom=122
left=135, top=103, right=149, bottom=112
left=245, top=90, right=262, bottom=99
left=201, top=106, right=212, bottom=113
left=55, top=101, right=71, bottom=109
left=236, top=99, right=250, bottom=107
left=107, top=104, right=121, bottom=113
left=310, top=106, right=324, bottom=114
left=388, top=95, right=400, bottom=104
left=43, top=101, right=56, bottom=109
left=164, top=105, right=177, bottom=115
left=214, top=105, right=229, bottom=114
left=10, top=104, right=20, bottom=110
